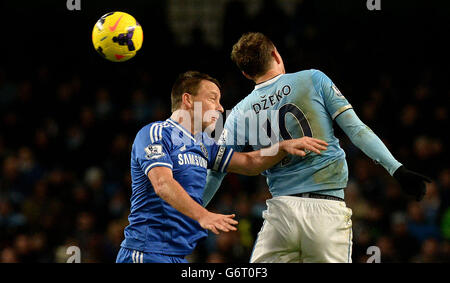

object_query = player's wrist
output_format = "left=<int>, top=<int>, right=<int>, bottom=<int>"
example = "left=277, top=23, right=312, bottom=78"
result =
left=278, top=140, right=288, bottom=153
left=194, top=206, right=211, bottom=223
left=393, top=165, right=406, bottom=179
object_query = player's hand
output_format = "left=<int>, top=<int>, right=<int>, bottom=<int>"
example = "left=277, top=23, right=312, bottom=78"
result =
left=198, top=212, right=238, bottom=235
left=281, top=137, right=328, bottom=157
left=393, top=165, right=431, bottom=201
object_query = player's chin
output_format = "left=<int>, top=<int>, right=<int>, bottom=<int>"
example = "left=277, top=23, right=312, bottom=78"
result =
left=203, top=119, right=217, bottom=131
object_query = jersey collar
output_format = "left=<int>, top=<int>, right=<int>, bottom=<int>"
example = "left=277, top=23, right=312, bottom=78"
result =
left=167, top=118, right=196, bottom=142
left=254, top=74, right=283, bottom=90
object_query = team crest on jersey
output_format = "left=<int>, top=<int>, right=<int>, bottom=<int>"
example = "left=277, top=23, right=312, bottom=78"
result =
left=199, top=143, right=208, bottom=159
left=144, top=144, right=165, bottom=160
left=218, top=129, right=228, bottom=145
left=332, top=84, right=344, bottom=97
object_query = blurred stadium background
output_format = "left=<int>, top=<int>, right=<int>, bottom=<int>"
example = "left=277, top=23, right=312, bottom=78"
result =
left=0, top=0, right=449, bottom=263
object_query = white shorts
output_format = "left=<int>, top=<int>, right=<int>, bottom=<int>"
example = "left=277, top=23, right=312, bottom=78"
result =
left=250, top=196, right=353, bottom=263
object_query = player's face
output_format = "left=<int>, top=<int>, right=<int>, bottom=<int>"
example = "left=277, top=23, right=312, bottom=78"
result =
left=191, top=80, right=224, bottom=131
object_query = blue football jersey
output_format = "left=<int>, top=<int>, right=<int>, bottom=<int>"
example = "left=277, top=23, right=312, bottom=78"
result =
left=120, top=118, right=234, bottom=255
left=218, top=69, right=351, bottom=197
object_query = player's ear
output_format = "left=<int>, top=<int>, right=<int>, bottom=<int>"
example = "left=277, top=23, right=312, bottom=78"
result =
left=182, top=92, right=193, bottom=109
left=272, top=48, right=281, bottom=64
left=242, top=71, right=253, bottom=81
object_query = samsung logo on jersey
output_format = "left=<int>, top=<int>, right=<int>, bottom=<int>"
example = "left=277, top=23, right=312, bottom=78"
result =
left=178, top=153, right=208, bottom=169
left=252, top=85, right=291, bottom=114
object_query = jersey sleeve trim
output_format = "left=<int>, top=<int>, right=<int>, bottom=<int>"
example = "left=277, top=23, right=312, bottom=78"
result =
left=212, top=145, right=227, bottom=171
left=144, top=162, right=173, bottom=175
left=220, top=148, right=234, bottom=173
left=149, top=123, right=163, bottom=143
left=332, top=105, right=353, bottom=120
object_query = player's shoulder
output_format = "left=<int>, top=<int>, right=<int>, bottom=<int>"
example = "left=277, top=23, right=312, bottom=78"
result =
left=274, top=69, right=327, bottom=89
left=135, top=120, right=174, bottom=143
left=293, top=69, right=334, bottom=92
left=288, top=69, right=315, bottom=77
left=287, top=69, right=328, bottom=81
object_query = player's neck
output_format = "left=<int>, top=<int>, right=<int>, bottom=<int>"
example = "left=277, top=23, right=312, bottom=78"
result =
left=254, top=69, right=283, bottom=85
left=170, top=111, right=198, bottom=136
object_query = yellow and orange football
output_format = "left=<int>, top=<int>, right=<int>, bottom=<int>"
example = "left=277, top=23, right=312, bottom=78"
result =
left=92, top=12, right=143, bottom=62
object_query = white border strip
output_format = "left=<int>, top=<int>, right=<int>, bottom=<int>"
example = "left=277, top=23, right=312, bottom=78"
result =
left=254, top=74, right=283, bottom=90
left=144, top=162, right=173, bottom=175
left=331, top=105, right=353, bottom=120
left=149, top=124, right=156, bottom=143
left=220, top=148, right=234, bottom=172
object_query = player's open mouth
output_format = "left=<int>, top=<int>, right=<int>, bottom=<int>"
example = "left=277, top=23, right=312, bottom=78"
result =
left=209, top=115, right=220, bottom=122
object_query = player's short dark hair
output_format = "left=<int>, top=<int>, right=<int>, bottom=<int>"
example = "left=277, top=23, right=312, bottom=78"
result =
left=231, top=32, right=275, bottom=79
left=171, top=71, right=221, bottom=112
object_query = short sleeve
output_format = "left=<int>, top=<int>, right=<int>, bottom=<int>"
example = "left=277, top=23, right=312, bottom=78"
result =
left=210, top=144, right=235, bottom=173
left=311, top=69, right=353, bottom=120
left=134, top=123, right=173, bottom=176
left=203, top=134, right=235, bottom=173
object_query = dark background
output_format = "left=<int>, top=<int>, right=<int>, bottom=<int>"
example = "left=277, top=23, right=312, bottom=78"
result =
left=0, top=0, right=449, bottom=262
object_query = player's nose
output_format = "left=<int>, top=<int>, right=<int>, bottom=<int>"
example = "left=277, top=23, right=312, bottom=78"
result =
left=217, top=103, right=224, bottom=113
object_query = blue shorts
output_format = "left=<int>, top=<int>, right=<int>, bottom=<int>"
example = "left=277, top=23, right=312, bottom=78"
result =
left=116, top=247, right=188, bottom=263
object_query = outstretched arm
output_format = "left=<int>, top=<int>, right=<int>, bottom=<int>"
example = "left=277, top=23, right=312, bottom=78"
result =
left=335, top=108, right=402, bottom=175
left=335, top=108, right=430, bottom=200
left=312, top=69, right=430, bottom=201
left=227, top=137, right=328, bottom=176
left=148, top=166, right=238, bottom=234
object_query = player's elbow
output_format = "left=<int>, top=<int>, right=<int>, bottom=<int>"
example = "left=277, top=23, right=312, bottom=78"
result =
left=152, top=175, right=171, bottom=197
left=233, top=154, right=261, bottom=176
left=348, top=125, right=375, bottom=147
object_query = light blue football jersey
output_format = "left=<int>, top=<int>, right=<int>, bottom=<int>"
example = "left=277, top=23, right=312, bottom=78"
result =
left=217, top=69, right=352, bottom=197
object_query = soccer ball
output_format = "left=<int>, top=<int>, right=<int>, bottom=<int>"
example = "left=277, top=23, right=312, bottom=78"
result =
left=92, top=12, right=143, bottom=62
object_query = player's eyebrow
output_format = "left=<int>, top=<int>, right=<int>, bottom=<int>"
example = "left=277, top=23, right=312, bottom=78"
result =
left=209, top=91, right=220, bottom=98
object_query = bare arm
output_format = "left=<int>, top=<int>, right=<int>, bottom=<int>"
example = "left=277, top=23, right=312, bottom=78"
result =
left=226, top=137, right=328, bottom=176
left=148, top=166, right=238, bottom=234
